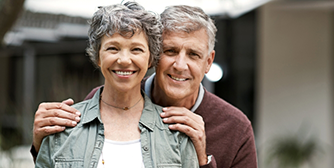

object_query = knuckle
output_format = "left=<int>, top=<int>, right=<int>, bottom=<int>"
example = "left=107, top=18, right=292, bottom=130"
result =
left=184, top=126, right=191, bottom=133
left=66, top=120, right=74, bottom=126
left=38, top=102, right=46, bottom=108
left=198, top=115, right=204, bottom=121
left=44, top=127, right=52, bottom=134
left=71, top=114, right=76, bottom=120
left=59, top=103, right=64, bottom=109
left=182, top=117, right=190, bottom=123
left=34, top=111, right=41, bottom=118
left=54, top=110, right=61, bottom=117
left=34, top=119, right=42, bottom=127
left=49, top=118, right=57, bottom=125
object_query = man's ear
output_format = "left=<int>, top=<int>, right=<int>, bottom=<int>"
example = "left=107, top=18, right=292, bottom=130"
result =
left=205, top=50, right=215, bottom=74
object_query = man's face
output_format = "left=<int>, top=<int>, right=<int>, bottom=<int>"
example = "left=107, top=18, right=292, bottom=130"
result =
left=155, top=29, right=215, bottom=102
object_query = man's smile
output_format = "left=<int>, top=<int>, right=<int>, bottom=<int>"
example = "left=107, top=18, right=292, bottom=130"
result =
left=168, top=74, right=188, bottom=81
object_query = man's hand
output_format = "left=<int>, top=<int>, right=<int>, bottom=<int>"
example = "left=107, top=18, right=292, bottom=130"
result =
left=32, top=99, right=81, bottom=153
left=161, top=107, right=208, bottom=166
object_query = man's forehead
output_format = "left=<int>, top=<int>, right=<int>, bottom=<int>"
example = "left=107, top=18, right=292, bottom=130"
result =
left=162, top=29, right=209, bottom=50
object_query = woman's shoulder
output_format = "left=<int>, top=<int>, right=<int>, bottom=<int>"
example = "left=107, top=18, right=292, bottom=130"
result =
left=71, top=99, right=91, bottom=113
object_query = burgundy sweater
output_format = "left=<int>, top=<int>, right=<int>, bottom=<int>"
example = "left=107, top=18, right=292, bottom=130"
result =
left=31, top=79, right=257, bottom=168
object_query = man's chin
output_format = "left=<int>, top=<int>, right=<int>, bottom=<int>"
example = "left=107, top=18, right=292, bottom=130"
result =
left=164, top=89, right=188, bottom=100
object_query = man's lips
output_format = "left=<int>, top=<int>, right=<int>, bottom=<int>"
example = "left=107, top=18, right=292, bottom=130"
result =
left=168, top=74, right=188, bottom=81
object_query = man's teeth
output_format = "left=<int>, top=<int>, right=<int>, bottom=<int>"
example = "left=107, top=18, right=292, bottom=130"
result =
left=170, top=75, right=186, bottom=81
left=115, top=71, right=133, bottom=76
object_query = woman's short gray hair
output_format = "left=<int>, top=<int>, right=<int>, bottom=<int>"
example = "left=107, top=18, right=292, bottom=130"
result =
left=161, top=5, right=217, bottom=54
left=86, top=1, right=162, bottom=68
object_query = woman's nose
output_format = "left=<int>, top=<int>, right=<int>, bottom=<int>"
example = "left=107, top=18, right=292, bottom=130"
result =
left=117, top=51, right=132, bottom=65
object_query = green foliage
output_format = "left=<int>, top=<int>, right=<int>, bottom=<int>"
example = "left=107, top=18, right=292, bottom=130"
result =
left=266, top=131, right=322, bottom=168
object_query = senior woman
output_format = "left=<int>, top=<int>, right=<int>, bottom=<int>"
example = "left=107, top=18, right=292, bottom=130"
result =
left=35, top=2, right=198, bottom=168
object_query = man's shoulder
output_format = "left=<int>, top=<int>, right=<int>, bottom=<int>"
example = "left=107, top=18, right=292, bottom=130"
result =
left=198, top=90, right=251, bottom=126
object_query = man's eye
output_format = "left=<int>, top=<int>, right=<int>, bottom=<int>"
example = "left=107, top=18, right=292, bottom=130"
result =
left=164, top=49, right=176, bottom=55
left=190, top=52, right=200, bottom=57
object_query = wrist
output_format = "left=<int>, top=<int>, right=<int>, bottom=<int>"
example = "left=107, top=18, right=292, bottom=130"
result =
left=199, top=154, right=209, bottom=166
left=32, top=139, right=41, bottom=153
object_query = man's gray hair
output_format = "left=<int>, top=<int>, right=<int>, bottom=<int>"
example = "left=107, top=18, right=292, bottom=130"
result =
left=161, top=5, right=217, bottom=53
left=86, top=1, right=162, bottom=68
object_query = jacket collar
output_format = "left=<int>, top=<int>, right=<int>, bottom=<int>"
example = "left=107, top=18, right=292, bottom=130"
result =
left=81, top=86, right=158, bottom=132
left=81, top=87, right=102, bottom=125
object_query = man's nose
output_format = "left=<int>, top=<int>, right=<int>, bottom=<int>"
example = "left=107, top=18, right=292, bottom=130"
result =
left=173, top=51, right=188, bottom=71
left=117, top=51, right=132, bottom=65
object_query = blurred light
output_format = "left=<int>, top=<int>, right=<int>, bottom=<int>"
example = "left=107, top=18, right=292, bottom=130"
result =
left=24, top=0, right=271, bottom=18
left=205, top=63, right=223, bottom=82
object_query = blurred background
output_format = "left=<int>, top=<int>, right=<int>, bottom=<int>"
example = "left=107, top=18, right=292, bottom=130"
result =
left=0, top=0, right=333, bottom=167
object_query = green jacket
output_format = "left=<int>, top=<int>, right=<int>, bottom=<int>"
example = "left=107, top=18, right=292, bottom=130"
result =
left=35, top=87, right=199, bottom=168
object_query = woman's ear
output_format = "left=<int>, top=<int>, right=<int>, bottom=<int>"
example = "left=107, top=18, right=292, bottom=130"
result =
left=97, top=57, right=101, bottom=67
left=148, top=57, right=153, bottom=69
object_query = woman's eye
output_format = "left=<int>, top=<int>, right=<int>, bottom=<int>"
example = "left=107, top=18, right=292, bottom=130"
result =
left=107, top=47, right=118, bottom=51
left=133, top=48, right=144, bottom=52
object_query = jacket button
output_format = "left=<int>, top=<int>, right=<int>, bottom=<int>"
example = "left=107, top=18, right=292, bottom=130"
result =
left=143, top=146, right=149, bottom=151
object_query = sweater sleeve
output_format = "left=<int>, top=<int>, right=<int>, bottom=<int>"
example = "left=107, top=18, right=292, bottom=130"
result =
left=30, top=145, right=38, bottom=163
left=199, top=154, right=217, bottom=168
left=231, top=124, right=258, bottom=168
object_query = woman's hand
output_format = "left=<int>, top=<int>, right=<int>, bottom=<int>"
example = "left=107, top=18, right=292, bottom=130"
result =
left=160, top=107, right=208, bottom=166
left=33, top=99, right=81, bottom=153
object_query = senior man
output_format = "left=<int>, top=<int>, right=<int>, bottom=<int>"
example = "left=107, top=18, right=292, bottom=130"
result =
left=31, top=5, right=257, bottom=168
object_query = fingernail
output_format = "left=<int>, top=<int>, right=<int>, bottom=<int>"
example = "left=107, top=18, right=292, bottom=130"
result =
left=160, top=112, right=165, bottom=117
left=72, top=121, right=77, bottom=126
left=162, top=107, right=168, bottom=111
left=75, top=117, right=81, bottom=121
left=163, top=118, right=168, bottom=122
left=76, top=112, right=81, bottom=116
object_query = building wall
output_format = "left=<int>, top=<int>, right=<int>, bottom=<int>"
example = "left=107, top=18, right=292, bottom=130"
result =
left=256, top=2, right=333, bottom=167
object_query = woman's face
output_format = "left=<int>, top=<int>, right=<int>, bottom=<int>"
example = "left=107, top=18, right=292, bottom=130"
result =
left=98, top=32, right=150, bottom=93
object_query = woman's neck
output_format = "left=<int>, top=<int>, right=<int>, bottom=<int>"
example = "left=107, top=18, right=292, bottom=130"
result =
left=101, top=83, right=143, bottom=110
left=100, top=83, right=144, bottom=141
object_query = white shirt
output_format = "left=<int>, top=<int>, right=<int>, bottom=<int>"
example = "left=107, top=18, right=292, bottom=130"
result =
left=97, top=139, right=145, bottom=168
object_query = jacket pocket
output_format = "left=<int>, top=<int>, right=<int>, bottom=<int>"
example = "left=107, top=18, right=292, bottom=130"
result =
left=55, top=159, right=84, bottom=168
left=157, top=163, right=182, bottom=168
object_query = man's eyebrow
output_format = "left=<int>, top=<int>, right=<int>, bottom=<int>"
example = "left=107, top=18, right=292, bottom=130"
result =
left=162, top=44, right=177, bottom=48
